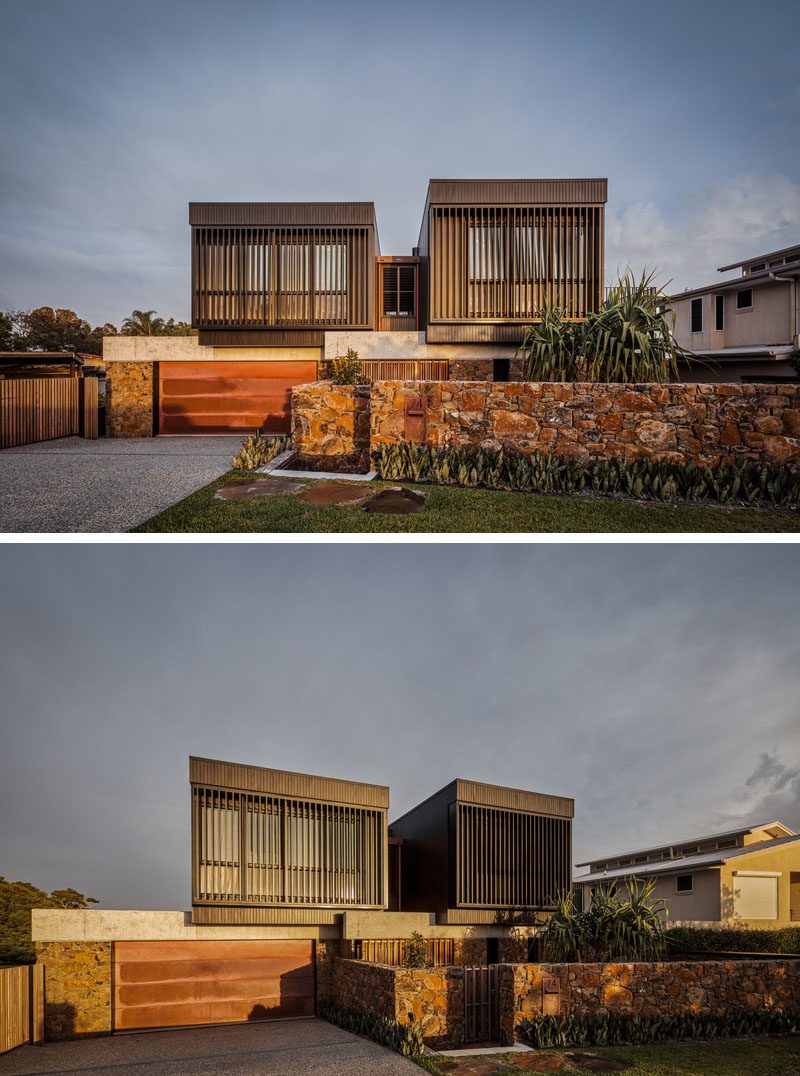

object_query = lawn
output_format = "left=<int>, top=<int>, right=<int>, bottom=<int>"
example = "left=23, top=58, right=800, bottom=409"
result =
left=421, top=1034, right=800, bottom=1074
left=133, top=471, right=800, bottom=533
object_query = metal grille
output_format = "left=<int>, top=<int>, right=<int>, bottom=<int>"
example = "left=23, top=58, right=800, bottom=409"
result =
left=456, top=804, right=571, bottom=908
left=192, top=785, right=385, bottom=907
left=464, top=965, right=499, bottom=1044
left=192, top=226, right=372, bottom=328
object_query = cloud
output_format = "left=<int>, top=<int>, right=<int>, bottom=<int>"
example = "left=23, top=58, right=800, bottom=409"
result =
left=712, top=751, right=800, bottom=834
left=606, top=172, right=800, bottom=292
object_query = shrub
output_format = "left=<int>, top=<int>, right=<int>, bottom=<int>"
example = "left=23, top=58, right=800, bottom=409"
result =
left=666, top=925, right=800, bottom=955
left=403, top=931, right=429, bottom=968
left=519, top=1009, right=799, bottom=1048
left=375, top=442, right=800, bottom=509
left=788, top=348, right=800, bottom=377
left=232, top=433, right=290, bottom=471
left=330, top=348, right=369, bottom=386
left=538, top=881, right=666, bottom=963
left=318, top=998, right=425, bottom=1057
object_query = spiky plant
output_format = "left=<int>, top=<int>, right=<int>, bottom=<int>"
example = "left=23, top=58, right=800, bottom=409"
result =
left=232, top=433, right=290, bottom=470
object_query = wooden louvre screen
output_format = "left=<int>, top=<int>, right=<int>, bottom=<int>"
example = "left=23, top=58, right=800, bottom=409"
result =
left=381, top=264, right=416, bottom=317
left=345, top=938, right=454, bottom=966
left=429, top=205, right=603, bottom=323
left=193, top=785, right=385, bottom=908
left=192, top=227, right=372, bottom=329
left=456, top=804, right=571, bottom=908
left=360, top=360, right=448, bottom=381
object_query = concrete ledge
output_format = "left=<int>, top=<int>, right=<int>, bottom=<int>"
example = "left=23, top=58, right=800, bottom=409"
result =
left=31, top=909, right=339, bottom=942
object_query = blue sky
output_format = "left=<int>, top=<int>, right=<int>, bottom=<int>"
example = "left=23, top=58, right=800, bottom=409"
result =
left=1, top=545, right=797, bottom=908
left=0, top=0, right=798, bottom=326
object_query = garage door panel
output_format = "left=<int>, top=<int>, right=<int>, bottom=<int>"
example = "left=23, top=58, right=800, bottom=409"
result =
left=158, top=361, right=316, bottom=435
left=113, top=940, right=314, bottom=1031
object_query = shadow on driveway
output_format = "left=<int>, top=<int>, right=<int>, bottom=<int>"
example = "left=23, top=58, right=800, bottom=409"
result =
left=0, top=1017, right=419, bottom=1075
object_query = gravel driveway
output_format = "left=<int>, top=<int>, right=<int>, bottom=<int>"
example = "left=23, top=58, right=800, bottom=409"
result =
left=0, top=437, right=236, bottom=533
left=0, top=1018, right=418, bottom=1075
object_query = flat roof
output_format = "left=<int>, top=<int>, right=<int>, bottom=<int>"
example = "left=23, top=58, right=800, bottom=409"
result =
left=576, top=833, right=800, bottom=884
left=189, top=756, right=389, bottom=809
left=668, top=258, right=800, bottom=301
left=576, top=820, right=793, bottom=867
left=189, top=202, right=377, bottom=228
left=425, top=178, right=608, bottom=206
left=391, top=777, right=574, bottom=826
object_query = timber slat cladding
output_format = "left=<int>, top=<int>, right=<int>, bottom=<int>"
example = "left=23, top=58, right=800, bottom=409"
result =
left=189, top=203, right=377, bottom=227
left=113, top=941, right=314, bottom=1030
left=0, top=378, right=79, bottom=449
left=158, top=360, right=317, bottom=434
left=0, top=966, right=43, bottom=1054
left=426, top=179, right=608, bottom=205
left=190, top=757, right=389, bottom=809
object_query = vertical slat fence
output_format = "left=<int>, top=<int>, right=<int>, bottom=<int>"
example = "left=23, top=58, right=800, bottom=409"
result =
left=464, top=964, right=499, bottom=1044
left=344, top=937, right=454, bottom=966
left=0, top=378, right=81, bottom=449
left=0, top=965, right=44, bottom=1055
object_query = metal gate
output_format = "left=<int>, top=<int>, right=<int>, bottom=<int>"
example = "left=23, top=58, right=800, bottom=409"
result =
left=463, top=965, right=499, bottom=1044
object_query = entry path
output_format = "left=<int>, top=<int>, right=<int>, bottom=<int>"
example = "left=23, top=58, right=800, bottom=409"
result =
left=0, top=437, right=236, bottom=533
left=0, top=1018, right=419, bottom=1075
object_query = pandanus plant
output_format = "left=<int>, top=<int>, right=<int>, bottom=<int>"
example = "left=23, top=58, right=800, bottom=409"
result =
left=519, top=269, right=693, bottom=383
left=538, top=879, right=667, bottom=963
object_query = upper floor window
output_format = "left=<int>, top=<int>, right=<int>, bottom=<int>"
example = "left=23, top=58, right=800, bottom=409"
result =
left=382, top=264, right=416, bottom=317
left=676, top=875, right=693, bottom=893
left=691, top=297, right=703, bottom=333
left=715, top=294, right=725, bottom=331
left=736, top=288, right=753, bottom=310
left=748, top=263, right=766, bottom=274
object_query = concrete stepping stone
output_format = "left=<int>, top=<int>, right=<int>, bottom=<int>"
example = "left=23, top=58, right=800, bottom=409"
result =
left=362, top=487, right=427, bottom=514
left=214, top=477, right=304, bottom=501
left=298, top=482, right=371, bottom=506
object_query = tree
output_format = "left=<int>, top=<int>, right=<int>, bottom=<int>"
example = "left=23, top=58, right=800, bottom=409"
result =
left=0, top=310, right=15, bottom=350
left=120, top=310, right=194, bottom=336
left=0, top=876, right=98, bottom=965
left=519, top=269, right=693, bottom=384
left=15, top=307, right=100, bottom=354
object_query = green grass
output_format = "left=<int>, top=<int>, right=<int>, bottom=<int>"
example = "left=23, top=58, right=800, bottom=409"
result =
left=421, top=1034, right=800, bottom=1074
left=133, top=471, right=800, bottom=533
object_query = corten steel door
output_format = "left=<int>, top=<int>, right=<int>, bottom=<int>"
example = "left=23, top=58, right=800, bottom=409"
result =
left=113, top=940, right=315, bottom=1031
left=158, top=361, right=317, bottom=435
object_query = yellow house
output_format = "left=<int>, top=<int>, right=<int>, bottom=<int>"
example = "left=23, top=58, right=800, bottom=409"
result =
left=574, top=821, right=800, bottom=928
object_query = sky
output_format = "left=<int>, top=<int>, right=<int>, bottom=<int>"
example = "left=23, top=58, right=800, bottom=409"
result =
left=0, top=0, right=799, bottom=326
left=0, top=543, right=798, bottom=908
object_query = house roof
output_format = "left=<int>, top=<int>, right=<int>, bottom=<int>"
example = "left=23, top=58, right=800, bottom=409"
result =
left=668, top=259, right=800, bottom=302
left=718, top=242, right=800, bottom=272
left=425, top=178, right=608, bottom=206
left=575, top=820, right=794, bottom=867
left=188, top=202, right=378, bottom=228
left=0, top=351, right=86, bottom=365
left=575, top=833, right=800, bottom=885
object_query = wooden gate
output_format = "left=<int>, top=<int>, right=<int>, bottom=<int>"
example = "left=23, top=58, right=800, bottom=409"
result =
left=0, top=377, right=99, bottom=449
left=463, top=965, right=499, bottom=1044
left=0, top=966, right=44, bottom=1055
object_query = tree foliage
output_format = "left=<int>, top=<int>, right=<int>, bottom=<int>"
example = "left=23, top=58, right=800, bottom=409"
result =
left=0, top=876, right=98, bottom=965
left=120, top=309, right=194, bottom=336
left=519, top=269, right=693, bottom=383
left=0, top=307, right=115, bottom=356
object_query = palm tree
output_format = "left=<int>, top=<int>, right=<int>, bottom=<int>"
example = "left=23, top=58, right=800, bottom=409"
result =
left=120, top=309, right=166, bottom=336
left=519, top=269, right=693, bottom=383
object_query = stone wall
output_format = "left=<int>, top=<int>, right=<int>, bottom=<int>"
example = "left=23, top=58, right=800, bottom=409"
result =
left=106, top=361, right=154, bottom=437
left=291, top=382, right=370, bottom=471
left=35, top=942, right=112, bottom=1040
left=499, top=959, right=800, bottom=1045
left=370, top=381, right=800, bottom=469
left=333, top=958, right=464, bottom=1048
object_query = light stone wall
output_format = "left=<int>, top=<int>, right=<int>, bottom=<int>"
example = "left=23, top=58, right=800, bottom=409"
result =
left=31, top=909, right=339, bottom=942
left=103, top=336, right=322, bottom=364
left=324, top=330, right=517, bottom=362
left=35, top=942, right=112, bottom=1041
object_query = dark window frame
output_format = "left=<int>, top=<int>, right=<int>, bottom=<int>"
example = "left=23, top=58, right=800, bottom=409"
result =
left=715, top=294, right=725, bottom=331
left=737, top=288, right=754, bottom=311
left=690, top=297, right=703, bottom=333
left=676, top=874, right=693, bottom=893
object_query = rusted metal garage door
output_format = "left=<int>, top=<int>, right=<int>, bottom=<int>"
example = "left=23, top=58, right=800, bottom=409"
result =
left=158, top=361, right=317, bottom=435
left=113, top=940, right=314, bottom=1031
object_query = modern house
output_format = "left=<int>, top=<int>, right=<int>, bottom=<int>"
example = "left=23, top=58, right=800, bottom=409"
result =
left=104, top=178, right=608, bottom=436
left=669, top=243, right=800, bottom=382
left=31, top=758, right=572, bottom=1037
left=574, top=820, right=800, bottom=926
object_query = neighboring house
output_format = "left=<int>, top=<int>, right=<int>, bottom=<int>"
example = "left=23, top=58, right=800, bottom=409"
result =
left=31, top=757, right=572, bottom=1035
left=669, top=243, right=800, bottom=382
left=104, top=178, right=608, bottom=436
left=574, top=820, right=800, bottom=927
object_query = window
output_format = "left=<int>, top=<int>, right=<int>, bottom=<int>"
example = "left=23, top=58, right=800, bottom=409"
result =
left=715, top=294, right=725, bottom=331
left=691, top=297, right=703, bottom=333
left=676, top=875, right=693, bottom=893
left=769, top=259, right=784, bottom=268
left=634, top=856, right=648, bottom=864
left=662, top=850, right=673, bottom=860
left=681, top=846, right=698, bottom=856
left=716, top=838, right=736, bottom=850
left=748, top=263, right=766, bottom=274
left=618, top=858, right=632, bottom=866
left=733, top=874, right=778, bottom=920
left=382, top=264, right=416, bottom=317
left=737, top=288, right=753, bottom=310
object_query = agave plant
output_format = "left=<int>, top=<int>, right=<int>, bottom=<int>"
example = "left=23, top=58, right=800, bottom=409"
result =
left=519, top=269, right=693, bottom=384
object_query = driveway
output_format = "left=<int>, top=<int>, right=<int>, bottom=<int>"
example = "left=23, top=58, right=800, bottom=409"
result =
left=0, top=437, right=236, bottom=533
left=0, top=1018, right=419, bottom=1075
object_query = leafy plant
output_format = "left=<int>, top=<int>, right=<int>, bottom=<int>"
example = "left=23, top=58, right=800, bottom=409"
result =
left=319, top=998, right=425, bottom=1057
left=374, top=442, right=800, bottom=509
left=788, top=349, right=800, bottom=377
left=232, top=433, right=290, bottom=470
left=519, top=269, right=693, bottom=383
left=403, top=931, right=429, bottom=968
left=330, top=348, right=369, bottom=386
left=519, top=1008, right=800, bottom=1049
left=666, top=925, right=800, bottom=955
left=538, top=880, right=667, bottom=963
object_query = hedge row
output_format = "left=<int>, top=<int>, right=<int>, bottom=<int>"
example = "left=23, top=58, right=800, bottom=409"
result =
left=666, top=925, right=800, bottom=955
